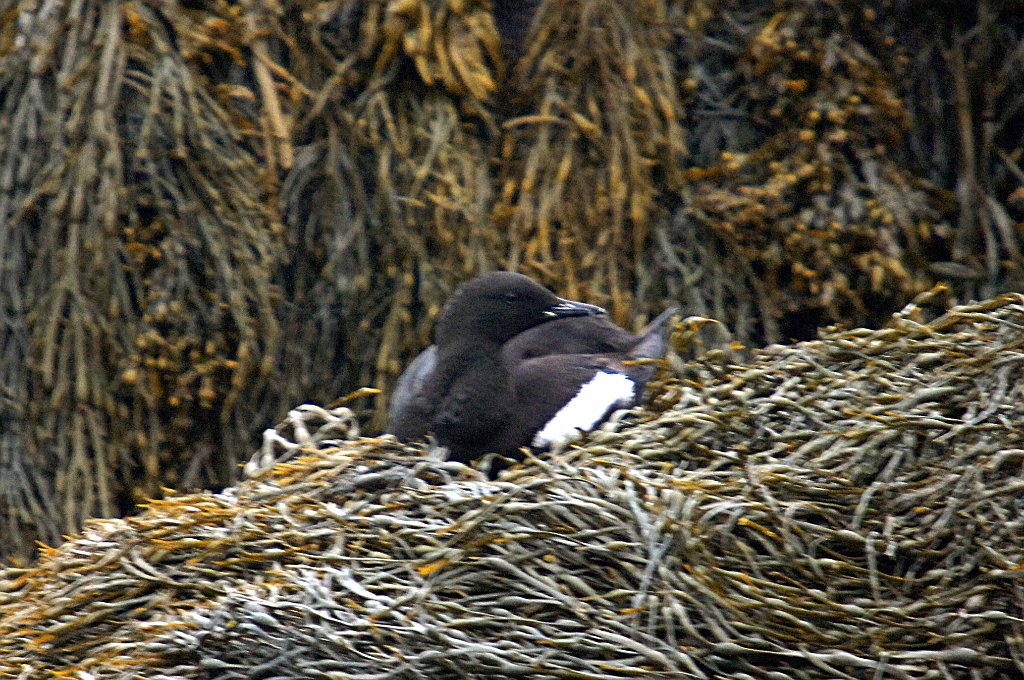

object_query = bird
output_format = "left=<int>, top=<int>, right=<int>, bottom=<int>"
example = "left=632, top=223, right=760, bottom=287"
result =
left=388, top=271, right=676, bottom=466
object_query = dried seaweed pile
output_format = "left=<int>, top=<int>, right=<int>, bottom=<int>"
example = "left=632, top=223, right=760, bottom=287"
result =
left=889, top=0, right=1024, bottom=300
left=661, top=0, right=942, bottom=341
left=661, top=0, right=1024, bottom=341
left=2, top=293, right=1022, bottom=678
left=494, top=0, right=686, bottom=314
left=0, top=1, right=282, bottom=562
left=269, top=0, right=504, bottom=407
left=2, top=0, right=1023, bottom=566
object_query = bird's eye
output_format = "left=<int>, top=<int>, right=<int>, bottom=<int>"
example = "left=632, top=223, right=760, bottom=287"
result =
left=504, top=293, right=517, bottom=303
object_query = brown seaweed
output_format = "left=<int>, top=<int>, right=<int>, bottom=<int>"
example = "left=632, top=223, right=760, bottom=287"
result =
left=0, top=1, right=281, bottom=562
left=1, top=293, right=1022, bottom=678
left=1, top=0, right=1023, bottom=566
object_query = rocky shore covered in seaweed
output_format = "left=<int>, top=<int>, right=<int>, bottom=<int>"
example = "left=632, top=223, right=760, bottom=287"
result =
left=2, top=294, right=1022, bottom=678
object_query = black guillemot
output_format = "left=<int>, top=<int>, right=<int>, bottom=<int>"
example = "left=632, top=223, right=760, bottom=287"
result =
left=388, top=271, right=675, bottom=466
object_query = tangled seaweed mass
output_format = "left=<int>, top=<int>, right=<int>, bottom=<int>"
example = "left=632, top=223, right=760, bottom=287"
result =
left=1, top=0, right=1023, bottom=570
left=1, top=294, right=1022, bottom=677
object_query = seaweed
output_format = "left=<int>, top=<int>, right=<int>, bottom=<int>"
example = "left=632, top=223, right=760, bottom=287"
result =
left=0, top=1, right=280, bottom=562
left=1, top=0, right=1022, bottom=566
left=2, top=293, right=1022, bottom=678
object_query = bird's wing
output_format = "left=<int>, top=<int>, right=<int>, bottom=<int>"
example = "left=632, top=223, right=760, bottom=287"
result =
left=388, top=344, right=438, bottom=437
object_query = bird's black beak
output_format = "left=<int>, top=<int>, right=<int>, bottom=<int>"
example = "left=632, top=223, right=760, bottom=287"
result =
left=544, top=297, right=606, bottom=319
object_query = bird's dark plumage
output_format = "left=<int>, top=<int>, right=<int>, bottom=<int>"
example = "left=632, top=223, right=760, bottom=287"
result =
left=388, top=272, right=675, bottom=466
left=501, top=309, right=676, bottom=364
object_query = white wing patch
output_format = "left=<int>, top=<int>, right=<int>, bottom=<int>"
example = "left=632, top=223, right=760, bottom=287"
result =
left=532, top=372, right=636, bottom=448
